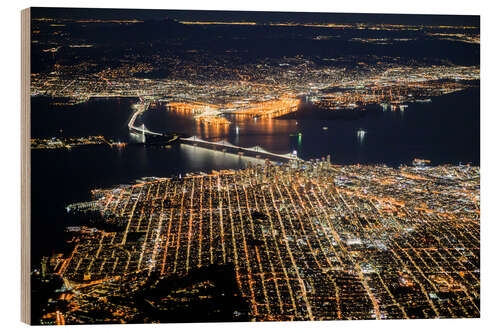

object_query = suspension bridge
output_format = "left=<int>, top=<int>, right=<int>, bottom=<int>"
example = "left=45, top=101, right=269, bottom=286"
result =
left=128, top=100, right=163, bottom=137
left=180, top=136, right=301, bottom=161
left=127, top=99, right=301, bottom=162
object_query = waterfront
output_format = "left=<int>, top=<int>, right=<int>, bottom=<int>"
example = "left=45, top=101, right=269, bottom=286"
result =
left=38, top=160, right=480, bottom=322
left=143, top=87, right=479, bottom=165
left=31, top=87, right=479, bottom=267
left=26, top=8, right=482, bottom=324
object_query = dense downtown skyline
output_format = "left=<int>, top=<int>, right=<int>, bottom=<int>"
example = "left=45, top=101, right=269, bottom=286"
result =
left=29, top=7, right=479, bottom=324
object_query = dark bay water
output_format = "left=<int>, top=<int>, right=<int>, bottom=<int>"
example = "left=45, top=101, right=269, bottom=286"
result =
left=30, top=87, right=479, bottom=266
left=143, top=88, right=479, bottom=165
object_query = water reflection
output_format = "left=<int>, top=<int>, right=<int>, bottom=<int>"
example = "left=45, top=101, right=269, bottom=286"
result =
left=357, top=128, right=367, bottom=145
left=140, top=88, right=480, bottom=166
left=195, top=119, right=231, bottom=140
left=180, top=143, right=266, bottom=168
left=159, top=103, right=298, bottom=153
left=129, top=131, right=145, bottom=143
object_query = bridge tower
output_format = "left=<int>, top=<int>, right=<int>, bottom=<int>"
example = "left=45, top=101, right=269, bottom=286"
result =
left=140, top=124, right=146, bottom=143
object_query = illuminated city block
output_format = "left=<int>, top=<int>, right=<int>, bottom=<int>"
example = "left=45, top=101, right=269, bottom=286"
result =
left=21, top=6, right=480, bottom=326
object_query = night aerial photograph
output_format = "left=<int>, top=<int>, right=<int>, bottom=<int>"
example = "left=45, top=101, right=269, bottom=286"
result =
left=28, top=7, right=479, bottom=325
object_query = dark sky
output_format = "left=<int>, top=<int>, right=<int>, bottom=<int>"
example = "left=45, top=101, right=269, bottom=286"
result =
left=31, top=7, right=479, bottom=27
